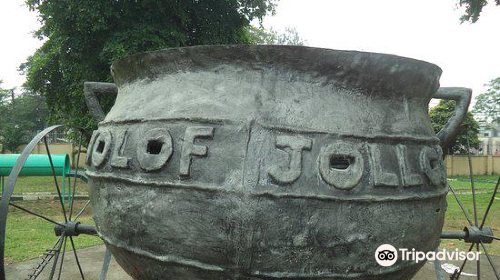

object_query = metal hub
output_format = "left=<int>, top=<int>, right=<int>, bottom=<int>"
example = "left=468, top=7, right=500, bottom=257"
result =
left=441, top=226, right=495, bottom=244
left=54, top=222, right=97, bottom=237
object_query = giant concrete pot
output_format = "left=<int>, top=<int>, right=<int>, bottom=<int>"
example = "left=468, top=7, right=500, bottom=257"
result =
left=84, top=45, right=471, bottom=280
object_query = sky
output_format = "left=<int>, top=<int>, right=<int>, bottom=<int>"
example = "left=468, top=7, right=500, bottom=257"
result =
left=0, top=0, right=41, bottom=90
left=1, top=0, right=499, bottom=107
left=262, top=0, right=500, bottom=106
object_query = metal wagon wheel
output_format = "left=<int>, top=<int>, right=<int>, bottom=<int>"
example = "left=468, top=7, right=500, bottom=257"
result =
left=0, top=125, right=111, bottom=280
left=438, top=126, right=500, bottom=280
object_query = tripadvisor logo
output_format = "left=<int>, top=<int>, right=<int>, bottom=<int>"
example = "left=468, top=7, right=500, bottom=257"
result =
left=375, top=244, right=481, bottom=267
left=375, top=244, right=398, bottom=266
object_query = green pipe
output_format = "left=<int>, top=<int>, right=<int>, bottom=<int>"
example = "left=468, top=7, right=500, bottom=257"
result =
left=0, top=154, right=70, bottom=176
left=0, top=154, right=71, bottom=204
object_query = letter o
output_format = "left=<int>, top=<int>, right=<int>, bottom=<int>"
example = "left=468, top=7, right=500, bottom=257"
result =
left=91, top=130, right=112, bottom=168
left=137, top=128, right=173, bottom=171
left=466, top=251, right=477, bottom=260
left=419, top=146, right=446, bottom=187
left=318, top=141, right=364, bottom=190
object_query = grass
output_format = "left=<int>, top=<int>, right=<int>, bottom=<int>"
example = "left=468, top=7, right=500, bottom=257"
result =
left=447, top=175, right=499, bottom=191
left=2, top=175, right=499, bottom=264
left=4, top=200, right=102, bottom=264
left=2, top=175, right=88, bottom=194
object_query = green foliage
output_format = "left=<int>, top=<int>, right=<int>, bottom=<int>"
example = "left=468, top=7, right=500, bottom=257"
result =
left=458, top=0, right=500, bottom=23
left=0, top=81, right=8, bottom=103
left=430, top=100, right=480, bottom=154
left=247, top=26, right=306, bottom=45
left=22, top=0, right=278, bottom=138
left=0, top=81, right=10, bottom=140
left=1, top=126, right=26, bottom=153
left=0, top=82, right=48, bottom=153
left=473, top=77, right=500, bottom=124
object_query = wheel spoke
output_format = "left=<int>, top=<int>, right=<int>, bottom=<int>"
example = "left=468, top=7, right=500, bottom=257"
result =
left=8, top=203, right=64, bottom=227
left=465, top=127, right=479, bottom=227
left=455, top=243, right=475, bottom=280
left=479, top=241, right=500, bottom=280
left=476, top=243, right=480, bottom=280
left=449, top=185, right=474, bottom=226
left=44, top=137, right=69, bottom=223
left=69, top=236, right=85, bottom=280
left=56, top=237, right=67, bottom=280
left=48, top=233, right=65, bottom=280
left=99, top=248, right=112, bottom=280
left=69, top=135, right=83, bottom=221
left=26, top=237, right=63, bottom=280
left=433, top=250, right=446, bottom=280
left=480, top=177, right=500, bottom=229
left=74, top=200, right=91, bottom=221
left=481, top=234, right=500, bottom=241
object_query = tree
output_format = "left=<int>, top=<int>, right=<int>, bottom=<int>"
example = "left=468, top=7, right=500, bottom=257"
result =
left=473, top=77, right=500, bottom=125
left=1, top=125, right=26, bottom=153
left=0, top=82, right=48, bottom=153
left=458, top=0, right=500, bottom=23
left=430, top=100, right=480, bottom=155
left=0, top=81, right=8, bottom=102
left=21, top=0, right=278, bottom=138
left=0, top=81, right=12, bottom=152
left=247, top=26, right=307, bottom=45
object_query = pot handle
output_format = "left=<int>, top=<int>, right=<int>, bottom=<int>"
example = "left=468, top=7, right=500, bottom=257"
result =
left=84, top=82, right=118, bottom=122
left=432, top=87, right=472, bottom=148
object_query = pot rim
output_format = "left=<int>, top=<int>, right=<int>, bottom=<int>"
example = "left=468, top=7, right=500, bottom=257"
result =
left=110, top=45, right=443, bottom=97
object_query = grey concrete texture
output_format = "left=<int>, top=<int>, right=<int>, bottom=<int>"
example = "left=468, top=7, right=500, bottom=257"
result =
left=82, top=45, right=474, bottom=279
left=5, top=244, right=500, bottom=280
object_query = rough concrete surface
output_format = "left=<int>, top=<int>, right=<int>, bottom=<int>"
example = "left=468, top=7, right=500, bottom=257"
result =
left=83, top=45, right=472, bottom=280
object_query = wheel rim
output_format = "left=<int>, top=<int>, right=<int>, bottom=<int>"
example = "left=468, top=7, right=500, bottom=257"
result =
left=0, top=126, right=105, bottom=280
left=439, top=125, right=500, bottom=280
